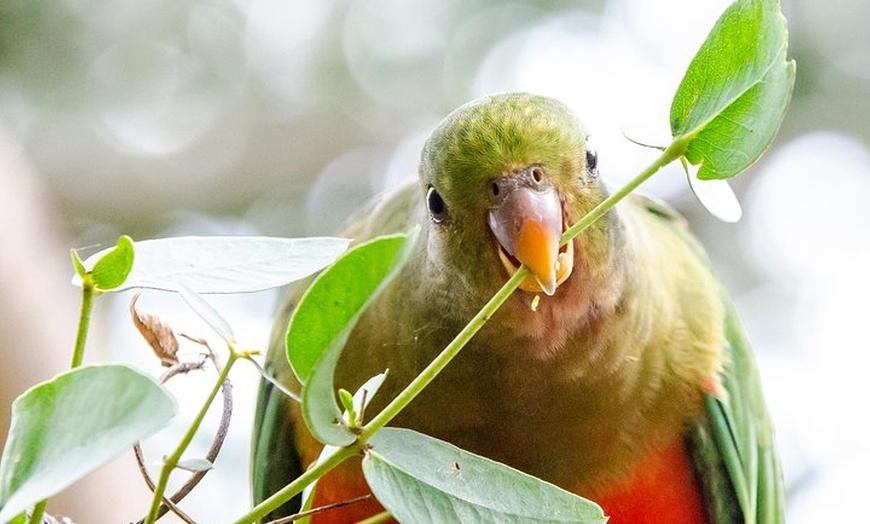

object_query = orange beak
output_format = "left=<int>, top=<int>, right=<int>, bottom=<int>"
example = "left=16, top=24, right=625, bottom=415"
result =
left=487, top=181, right=574, bottom=296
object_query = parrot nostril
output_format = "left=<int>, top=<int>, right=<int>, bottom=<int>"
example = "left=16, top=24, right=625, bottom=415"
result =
left=491, top=182, right=500, bottom=196
left=531, top=167, right=544, bottom=183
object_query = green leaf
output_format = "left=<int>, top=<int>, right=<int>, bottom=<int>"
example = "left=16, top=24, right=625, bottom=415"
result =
left=338, top=372, right=389, bottom=430
left=0, top=364, right=176, bottom=523
left=69, top=249, right=86, bottom=280
left=684, top=161, right=743, bottom=223
left=302, top=327, right=358, bottom=446
left=363, top=428, right=607, bottom=524
left=74, top=236, right=350, bottom=294
left=175, top=458, right=214, bottom=473
left=176, top=282, right=235, bottom=343
left=288, top=232, right=416, bottom=445
left=89, top=235, right=135, bottom=291
left=347, top=372, right=387, bottom=426
left=670, top=0, right=795, bottom=180
left=287, top=232, right=415, bottom=384
left=338, top=389, right=356, bottom=423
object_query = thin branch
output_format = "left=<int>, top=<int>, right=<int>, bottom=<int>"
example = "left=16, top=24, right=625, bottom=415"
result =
left=262, top=494, right=374, bottom=524
left=133, top=351, right=233, bottom=524
left=229, top=445, right=359, bottom=524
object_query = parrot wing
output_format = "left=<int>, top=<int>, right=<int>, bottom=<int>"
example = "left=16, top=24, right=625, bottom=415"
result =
left=689, top=305, right=786, bottom=524
left=251, top=363, right=305, bottom=520
left=638, top=194, right=785, bottom=524
left=251, top=181, right=421, bottom=520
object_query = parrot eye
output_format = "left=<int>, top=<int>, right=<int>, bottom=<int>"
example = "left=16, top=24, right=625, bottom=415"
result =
left=427, top=186, right=448, bottom=223
left=585, top=147, right=598, bottom=175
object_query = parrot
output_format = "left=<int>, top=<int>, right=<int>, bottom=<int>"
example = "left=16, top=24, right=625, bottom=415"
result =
left=251, top=92, right=785, bottom=523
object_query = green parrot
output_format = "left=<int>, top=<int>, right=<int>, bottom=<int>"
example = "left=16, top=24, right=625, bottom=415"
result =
left=252, top=92, right=785, bottom=523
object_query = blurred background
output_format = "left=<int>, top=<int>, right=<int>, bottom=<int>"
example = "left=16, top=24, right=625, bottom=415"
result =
left=1, top=0, right=868, bottom=522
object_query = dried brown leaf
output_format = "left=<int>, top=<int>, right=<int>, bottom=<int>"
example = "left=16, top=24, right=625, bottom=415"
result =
left=130, top=294, right=179, bottom=366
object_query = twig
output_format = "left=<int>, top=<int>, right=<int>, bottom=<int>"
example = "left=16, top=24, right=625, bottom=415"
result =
left=262, top=494, right=374, bottom=524
left=133, top=349, right=233, bottom=524
left=229, top=445, right=359, bottom=524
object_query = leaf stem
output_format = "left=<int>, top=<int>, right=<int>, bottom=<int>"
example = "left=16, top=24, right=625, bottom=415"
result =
left=560, top=137, right=688, bottom=245
left=360, top=267, right=528, bottom=439
left=27, top=500, right=46, bottom=524
left=70, top=280, right=96, bottom=369
left=143, top=350, right=239, bottom=524
left=229, top=444, right=359, bottom=524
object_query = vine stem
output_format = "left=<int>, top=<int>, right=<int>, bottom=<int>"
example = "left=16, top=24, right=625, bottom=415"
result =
left=360, top=267, right=528, bottom=439
left=361, top=137, right=688, bottom=439
left=70, top=281, right=95, bottom=369
left=30, top=277, right=98, bottom=519
left=143, top=349, right=240, bottom=524
left=229, top=444, right=359, bottom=524
left=560, top=137, right=688, bottom=245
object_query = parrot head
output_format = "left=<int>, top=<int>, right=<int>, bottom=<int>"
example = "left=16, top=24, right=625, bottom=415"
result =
left=419, top=92, right=608, bottom=303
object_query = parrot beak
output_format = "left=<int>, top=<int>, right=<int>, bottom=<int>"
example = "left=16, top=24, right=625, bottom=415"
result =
left=487, top=172, right=574, bottom=296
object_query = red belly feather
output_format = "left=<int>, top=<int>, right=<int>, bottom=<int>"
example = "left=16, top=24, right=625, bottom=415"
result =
left=593, top=440, right=709, bottom=524
left=306, top=459, right=391, bottom=524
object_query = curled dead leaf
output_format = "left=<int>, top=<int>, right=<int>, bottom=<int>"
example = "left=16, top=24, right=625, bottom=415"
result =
left=130, top=293, right=179, bottom=367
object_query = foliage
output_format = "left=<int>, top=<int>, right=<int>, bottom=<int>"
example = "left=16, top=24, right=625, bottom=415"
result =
left=670, top=0, right=795, bottom=180
left=363, top=428, right=607, bottom=524
left=289, top=232, right=416, bottom=446
left=0, top=365, right=175, bottom=523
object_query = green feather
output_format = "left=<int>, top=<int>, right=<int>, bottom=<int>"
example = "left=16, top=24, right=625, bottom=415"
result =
left=651, top=200, right=785, bottom=523
left=696, top=306, right=786, bottom=524
left=250, top=287, right=307, bottom=519
left=251, top=378, right=303, bottom=519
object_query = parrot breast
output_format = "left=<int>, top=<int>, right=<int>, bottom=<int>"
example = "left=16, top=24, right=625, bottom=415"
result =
left=590, top=438, right=709, bottom=523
